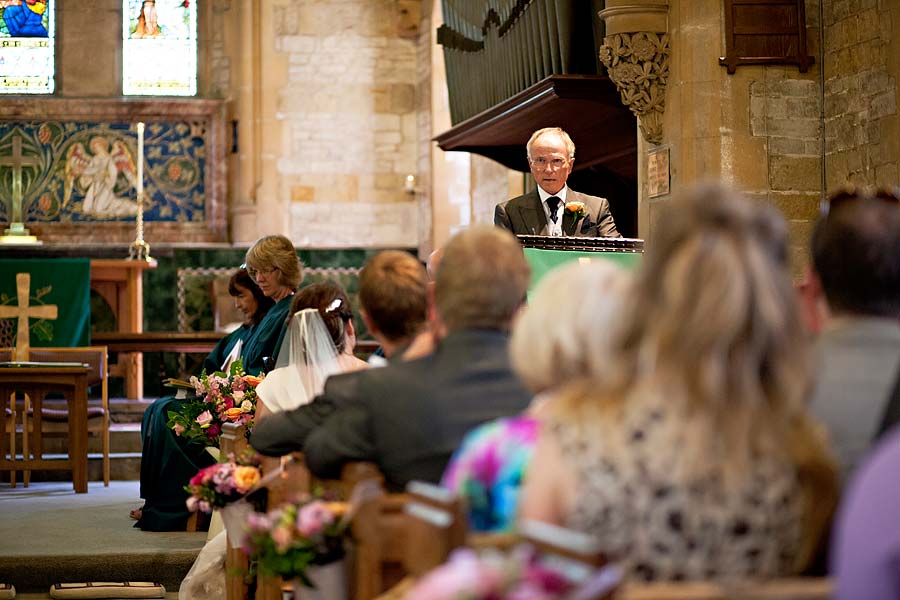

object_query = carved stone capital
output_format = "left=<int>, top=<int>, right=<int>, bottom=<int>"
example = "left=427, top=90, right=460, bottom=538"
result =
left=599, top=32, right=670, bottom=145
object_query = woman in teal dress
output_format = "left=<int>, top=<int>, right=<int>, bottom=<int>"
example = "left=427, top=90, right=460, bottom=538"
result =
left=134, top=236, right=302, bottom=531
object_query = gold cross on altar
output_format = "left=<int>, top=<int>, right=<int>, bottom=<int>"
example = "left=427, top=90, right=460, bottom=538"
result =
left=0, top=135, right=41, bottom=238
left=0, top=272, right=57, bottom=360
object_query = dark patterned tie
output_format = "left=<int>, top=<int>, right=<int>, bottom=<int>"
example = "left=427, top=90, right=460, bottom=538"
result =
left=547, top=196, right=561, bottom=223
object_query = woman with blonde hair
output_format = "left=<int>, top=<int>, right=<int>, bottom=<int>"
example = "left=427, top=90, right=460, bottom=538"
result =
left=520, top=184, right=838, bottom=581
left=135, top=235, right=301, bottom=531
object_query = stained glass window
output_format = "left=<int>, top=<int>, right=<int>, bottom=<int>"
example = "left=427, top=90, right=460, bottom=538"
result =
left=123, top=0, right=197, bottom=96
left=0, top=0, right=55, bottom=94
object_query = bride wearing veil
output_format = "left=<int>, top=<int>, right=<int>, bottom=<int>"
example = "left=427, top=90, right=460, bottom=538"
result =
left=180, top=281, right=368, bottom=600
left=257, top=281, right=368, bottom=415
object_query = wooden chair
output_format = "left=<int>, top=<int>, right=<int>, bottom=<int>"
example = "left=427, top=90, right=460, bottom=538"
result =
left=0, top=346, right=109, bottom=487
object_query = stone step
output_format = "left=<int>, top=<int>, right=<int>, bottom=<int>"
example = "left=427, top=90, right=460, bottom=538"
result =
left=6, top=451, right=143, bottom=483
left=7, top=423, right=144, bottom=482
left=10, top=422, right=143, bottom=454
left=34, top=397, right=155, bottom=424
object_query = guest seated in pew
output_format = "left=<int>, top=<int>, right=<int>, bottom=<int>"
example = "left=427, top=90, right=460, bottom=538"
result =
left=256, top=280, right=369, bottom=416
left=831, top=424, right=900, bottom=600
left=134, top=235, right=301, bottom=531
left=131, top=267, right=271, bottom=523
left=520, top=184, right=839, bottom=581
left=179, top=280, right=368, bottom=600
left=356, top=250, right=428, bottom=365
left=402, top=245, right=447, bottom=361
left=441, top=259, right=632, bottom=532
left=802, top=185, right=900, bottom=481
left=250, top=225, right=533, bottom=491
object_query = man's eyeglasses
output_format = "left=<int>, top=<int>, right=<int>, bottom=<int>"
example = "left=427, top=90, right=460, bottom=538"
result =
left=822, top=185, right=899, bottom=216
left=529, top=157, right=569, bottom=169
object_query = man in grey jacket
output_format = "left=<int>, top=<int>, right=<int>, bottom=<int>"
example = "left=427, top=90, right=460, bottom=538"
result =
left=494, top=127, right=620, bottom=238
left=250, top=225, right=533, bottom=490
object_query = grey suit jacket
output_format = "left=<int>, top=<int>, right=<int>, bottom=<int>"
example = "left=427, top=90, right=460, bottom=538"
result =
left=249, top=329, right=532, bottom=491
left=809, top=316, right=900, bottom=482
left=494, top=188, right=620, bottom=238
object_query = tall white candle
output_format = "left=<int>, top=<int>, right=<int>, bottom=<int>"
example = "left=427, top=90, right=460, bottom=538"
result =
left=136, top=122, right=144, bottom=200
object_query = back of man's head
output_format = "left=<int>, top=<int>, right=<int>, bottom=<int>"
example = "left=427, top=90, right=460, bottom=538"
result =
left=811, top=193, right=900, bottom=318
left=435, top=225, right=530, bottom=332
left=358, top=250, right=427, bottom=342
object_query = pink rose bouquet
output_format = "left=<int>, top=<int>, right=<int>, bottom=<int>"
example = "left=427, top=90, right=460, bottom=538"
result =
left=167, top=359, right=261, bottom=447
left=242, top=496, right=349, bottom=588
left=406, top=546, right=621, bottom=600
left=184, top=452, right=263, bottom=513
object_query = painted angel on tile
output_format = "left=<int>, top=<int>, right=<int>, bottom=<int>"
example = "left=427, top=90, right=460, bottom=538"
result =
left=64, top=136, right=139, bottom=218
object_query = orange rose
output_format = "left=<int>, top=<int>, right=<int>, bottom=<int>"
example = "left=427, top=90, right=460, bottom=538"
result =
left=243, top=375, right=263, bottom=388
left=324, top=501, right=349, bottom=518
left=233, top=466, right=261, bottom=493
left=224, top=407, right=245, bottom=421
left=565, top=201, right=586, bottom=220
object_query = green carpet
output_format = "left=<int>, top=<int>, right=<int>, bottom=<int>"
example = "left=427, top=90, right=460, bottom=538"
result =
left=0, top=481, right=206, bottom=594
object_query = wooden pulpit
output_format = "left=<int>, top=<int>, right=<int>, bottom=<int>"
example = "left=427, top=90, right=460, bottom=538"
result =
left=517, top=235, right=644, bottom=289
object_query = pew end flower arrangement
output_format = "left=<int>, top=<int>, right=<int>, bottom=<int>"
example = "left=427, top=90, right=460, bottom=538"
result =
left=184, top=450, right=263, bottom=514
left=242, top=495, right=351, bottom=591
left=405, top=545, right=622, bottom=600
left=167, top=359, right=263, bottom=448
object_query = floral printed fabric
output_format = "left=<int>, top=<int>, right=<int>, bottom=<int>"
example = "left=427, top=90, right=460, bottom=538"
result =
left=441, top=416, right=538, bottom=532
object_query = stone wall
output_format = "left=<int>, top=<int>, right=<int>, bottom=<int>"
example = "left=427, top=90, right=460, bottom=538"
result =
left=650, top=0, right=825, bottom=275
left=748, top=70, right=823, bottom=271
left=266, top=0, right=421, bottom=248
left=823, top=0, right=899, bottom=189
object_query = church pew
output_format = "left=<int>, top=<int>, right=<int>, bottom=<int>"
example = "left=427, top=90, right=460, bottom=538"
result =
left=217, top=422, right=312, bottom=600
left=383, top=485, right=831, bottom=600
left=616, top=578, right=832, bottom=600
left=401, top=480, right=467, bottom=577
left=213, top=434, right=395, bottom=600
left=339, top=463, right=409, bottom=600
left=218, top=422, right=252, bottom=600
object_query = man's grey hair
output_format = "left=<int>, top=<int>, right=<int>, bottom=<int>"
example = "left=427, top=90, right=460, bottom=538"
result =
left=526, top=127, right=575, bottom=162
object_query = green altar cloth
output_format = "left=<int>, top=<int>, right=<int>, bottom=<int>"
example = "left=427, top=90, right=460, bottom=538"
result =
left=0, top=258, right=91, bottom=348
left=524, top=247, right=642, bottom=289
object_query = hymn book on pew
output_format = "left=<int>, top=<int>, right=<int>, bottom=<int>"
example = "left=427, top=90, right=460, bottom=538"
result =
left=163, top=377, right=196, bottom=399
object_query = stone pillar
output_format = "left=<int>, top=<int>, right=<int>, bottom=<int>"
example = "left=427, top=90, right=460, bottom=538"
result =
left=597, top=1, right=671, bottom=241
left=601, top=0, right=825, bottom=276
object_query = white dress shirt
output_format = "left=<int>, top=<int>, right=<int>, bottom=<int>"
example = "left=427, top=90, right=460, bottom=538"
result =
left=537, top=186, right=568, bottom=236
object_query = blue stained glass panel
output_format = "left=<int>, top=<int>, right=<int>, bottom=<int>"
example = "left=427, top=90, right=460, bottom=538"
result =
left=123, top=0, right=197, bottom=96
left=0, top=0, right=54, bottom=94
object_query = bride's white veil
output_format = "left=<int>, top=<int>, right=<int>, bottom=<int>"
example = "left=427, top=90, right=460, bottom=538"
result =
left=256, top=308, right=341, bottom=413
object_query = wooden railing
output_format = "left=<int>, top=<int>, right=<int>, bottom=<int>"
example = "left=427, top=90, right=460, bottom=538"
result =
left=92, top=332, right=380, bottom=359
